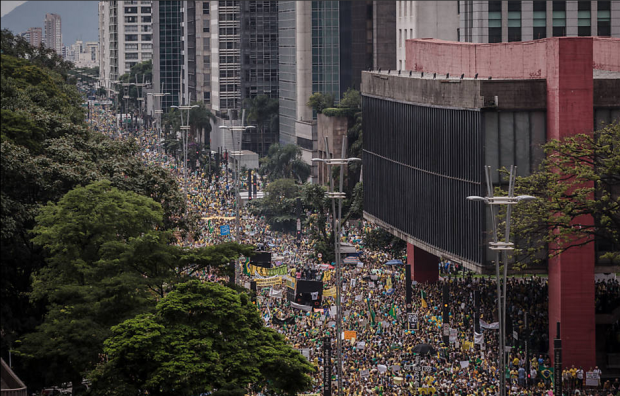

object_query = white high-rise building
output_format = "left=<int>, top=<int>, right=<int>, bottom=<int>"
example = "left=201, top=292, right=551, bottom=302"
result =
left=395, top=1, right=459, bottom=70
left=44, top=13, right=62, bottom=54
left=99, top=1, right=153, bottom=89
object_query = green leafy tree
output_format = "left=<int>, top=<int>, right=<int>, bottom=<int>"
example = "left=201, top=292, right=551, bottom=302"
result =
left=189, top=101, right=216, bottom=149
left=307, top=92, right=335, bottom=114
left=89, top=280, right=315, bottom=396
left=17, top=181, right=252, bottom=393
left=248, top=178, right=301, bottom=232
left=301, top=183, right=335, bottom=263
left=1, top=30, right=189, bottom=379
left=505, top=122, right=620, bottom=266
left=259, top=143, right=311, bottom=183
left=339, top=87, right=361, bottom=110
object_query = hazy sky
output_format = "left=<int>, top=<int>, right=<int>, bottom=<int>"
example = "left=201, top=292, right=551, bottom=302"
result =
left=1, top=1, right=27, bottom=18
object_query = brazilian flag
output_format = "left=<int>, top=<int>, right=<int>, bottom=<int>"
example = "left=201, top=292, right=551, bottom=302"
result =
left=367, top=299, right=376, bottom=327
left=242, top=257, right=251, bottom=276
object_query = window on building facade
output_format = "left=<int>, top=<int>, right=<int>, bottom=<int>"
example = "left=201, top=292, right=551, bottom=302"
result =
left=533, top=1, right=547, bottom=39
left=126, top=25, right=139, bottom=32
left=125, top=16, right=137, bottom=23
left=203, top=26, right=210, bottom=33
left=141, top=34, right=152, bottom=41
left=598, top=1, right=611, bottom=36
left=125, top=43, right=139, bottom=50
left=141, top=7, right=151, bottom=13
left=507, top=1, right=522, bottom=41
left=203, top=92, right=211, bottom=102
left=126, top=53, right=139, bottom=60
left=203, top=2, right=209, bottom=14
left=577, top=1, right=591, bottom=36
left=488, top=1, right=502, bottom=43
left=142, top=52, right=152, bottom=60
left=141, top=16, right=151, bottom=23
left=141, top=43, right=152, bottom=49
left=125, top=7, right=138, bottom=14
left=141, top=25, right=152, bottom=32
left=125, top=34, right=138, bottom=42
left=552, top=1, right=566, bottom=37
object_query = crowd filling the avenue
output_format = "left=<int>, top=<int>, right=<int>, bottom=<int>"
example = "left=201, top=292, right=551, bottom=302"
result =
left=90, top=109, right=620, bottom=396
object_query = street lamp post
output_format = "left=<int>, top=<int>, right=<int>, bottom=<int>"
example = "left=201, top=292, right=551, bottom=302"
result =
left=147, top=91, right=171, bottom=152
left=219, top=125, right=256, bottom=285
left=171, top=104, right=199, bottom=210
left=466, top=165, right=536, bottom=396
left=312, top=136, right=361, bottom=396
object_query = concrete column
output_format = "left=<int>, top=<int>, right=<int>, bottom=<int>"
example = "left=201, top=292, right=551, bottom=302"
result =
left=296, top=2, right=313, bottom=123
left=566, top=1, right=579, bottom=36
left=407, top=243, right=439, bottom=284
left=545, top=37, right=596, bottom=369
left=522, top=1, right=534, bottom=41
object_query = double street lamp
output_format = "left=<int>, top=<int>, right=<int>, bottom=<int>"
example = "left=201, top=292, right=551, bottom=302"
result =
left=466, top=165, right=535, bottom=396
left=313, top=136, right=361, bottom=396
left=147, top=91, right=171, bottom=151
left=219, top=125, right=256, bottom=285
left=171, top=104, right=199, bottom=210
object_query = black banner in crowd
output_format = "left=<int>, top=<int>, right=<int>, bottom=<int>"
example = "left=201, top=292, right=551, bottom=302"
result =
left=272, top=316, right=296, bottom=326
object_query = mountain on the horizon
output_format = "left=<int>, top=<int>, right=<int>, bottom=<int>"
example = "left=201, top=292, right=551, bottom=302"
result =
left=1, top=1, right=98, bottom=45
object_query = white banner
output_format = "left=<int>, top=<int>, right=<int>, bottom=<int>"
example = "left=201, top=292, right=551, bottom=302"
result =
left=474, top=332, right=484, bottom=345
left=480, top=319, right=500, bottom=330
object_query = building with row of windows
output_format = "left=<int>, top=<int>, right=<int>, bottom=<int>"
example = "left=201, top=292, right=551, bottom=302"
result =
left=396, top=1, right=620, bottom=71
left=98, top=1, right=154, bottom=90
left=20, top=27, right=43, bottom=48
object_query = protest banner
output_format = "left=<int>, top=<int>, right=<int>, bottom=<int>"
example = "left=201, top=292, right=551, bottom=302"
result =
left=254, top=277, right=282, bottom=287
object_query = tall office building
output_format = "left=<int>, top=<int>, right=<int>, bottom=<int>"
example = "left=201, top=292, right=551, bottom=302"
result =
left=21, top=27, right=43, bottom=48
left=278, top=1, right=396, bottom=177
left=98, top=1, right=154, bottom=89
left=152, top=1, right=183, bottom=110
left=396, top=1, right=459, bottom=70
left=44, top=13, right=62, bottom=54
left=194, top=1, right=213, bottom=107
left=459, top=1, right=620, bottom=43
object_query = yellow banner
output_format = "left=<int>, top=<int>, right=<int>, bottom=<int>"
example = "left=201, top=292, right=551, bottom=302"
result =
left=255, top=277, right=283, bottom=287
left=285, top=276, right=297, bottom=290
left=323, top=287, right=337, bottom=298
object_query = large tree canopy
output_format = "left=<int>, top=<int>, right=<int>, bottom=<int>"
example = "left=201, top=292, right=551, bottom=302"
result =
left=18, top=181, right=252, bottom=392
left=89, top=280, right=315, bottom=396
left=506, top=123, right=620, bottom=266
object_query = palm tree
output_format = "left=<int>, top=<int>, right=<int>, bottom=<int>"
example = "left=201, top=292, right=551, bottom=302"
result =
left=189, top=102, right=216, bottom=150
left=245, top=95, right=279, bottom=157
left=259, top=143, right=311, bottom=183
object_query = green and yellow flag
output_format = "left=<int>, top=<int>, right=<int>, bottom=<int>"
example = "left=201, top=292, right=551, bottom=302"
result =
left=421, top=290, right=428, bottom=309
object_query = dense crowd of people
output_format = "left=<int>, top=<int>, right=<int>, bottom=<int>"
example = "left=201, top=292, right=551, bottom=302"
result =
left=89, top=108, right=620, bottom=396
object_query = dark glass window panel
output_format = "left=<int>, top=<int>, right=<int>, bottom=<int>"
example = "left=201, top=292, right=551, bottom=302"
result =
left=578, top=1, right=591, bottom=11
left=533, top=26, right=547, bottom=39
left=489, top=1, right=502, bottom=12
left=578, top=26, right=591, bottom=36
left=598, top=23, right=611, bottom=37
left=489, top=27, right=502, bottom=43
left=533, top=2, right=547, bottom=12
left=553, top=26, right=566, bottom=36
left=508, top=1, right=521, bottom=11
left=508, top=27, right=522, bottom=41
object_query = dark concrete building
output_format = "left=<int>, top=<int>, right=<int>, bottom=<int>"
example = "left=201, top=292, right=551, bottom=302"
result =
left=362, top=37, right=620, bottom=370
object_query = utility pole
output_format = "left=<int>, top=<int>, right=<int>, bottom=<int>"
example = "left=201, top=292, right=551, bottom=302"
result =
left=312, top=137, right=361, bottom=396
